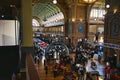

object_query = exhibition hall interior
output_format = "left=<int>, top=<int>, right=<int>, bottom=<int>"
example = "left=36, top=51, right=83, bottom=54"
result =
left=0, top=0, right=120, bottom=80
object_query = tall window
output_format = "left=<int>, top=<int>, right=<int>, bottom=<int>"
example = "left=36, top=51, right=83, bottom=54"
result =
left=90, top=8, right=105, bottom=19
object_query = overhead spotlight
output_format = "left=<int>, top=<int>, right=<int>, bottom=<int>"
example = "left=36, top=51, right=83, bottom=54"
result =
left=106, top=4, right=110, bottom=8
left=53, top=0, right=57, bottom=4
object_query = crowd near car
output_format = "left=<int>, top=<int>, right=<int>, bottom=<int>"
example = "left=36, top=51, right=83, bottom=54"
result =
left=33, top=38, right=49, bottom=56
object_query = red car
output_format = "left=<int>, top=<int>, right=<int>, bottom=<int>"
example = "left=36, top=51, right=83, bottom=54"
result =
left=40, top=42, right=48, bottom=48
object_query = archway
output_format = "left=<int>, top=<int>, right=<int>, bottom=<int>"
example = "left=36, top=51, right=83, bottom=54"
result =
left=45, top=41, right=69, bottom=59
left=88, top=0, right=105, bottom=42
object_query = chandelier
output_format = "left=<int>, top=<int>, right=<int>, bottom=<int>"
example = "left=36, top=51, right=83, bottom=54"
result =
left=83, top=0, right=97, bottom=4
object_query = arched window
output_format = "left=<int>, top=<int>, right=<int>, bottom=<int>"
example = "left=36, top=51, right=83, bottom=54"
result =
left=32, top=19, right=40, bottom=26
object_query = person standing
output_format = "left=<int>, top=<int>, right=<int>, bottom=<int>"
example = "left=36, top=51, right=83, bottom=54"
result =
left=44, top=59, right=46, bottom=66
left=105, top=65, right=111, bottom=79
left=53, top=65, right=58, bottom=77
left=78, top=64, right=84, bottom=80
left=36, top=55, right=39, bottom=65
left=95, top=32, right=99, bottom=41
left=44, top=64, right=48, bottom=76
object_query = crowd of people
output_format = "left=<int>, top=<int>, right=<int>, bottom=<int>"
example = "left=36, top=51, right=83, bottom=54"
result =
left=33, top=37, right=120, bottom=80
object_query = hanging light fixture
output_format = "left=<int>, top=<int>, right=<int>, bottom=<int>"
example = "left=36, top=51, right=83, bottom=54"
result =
left=83, top=0, right=97, bottom=4
left=53, top=0, right=57, bottom=4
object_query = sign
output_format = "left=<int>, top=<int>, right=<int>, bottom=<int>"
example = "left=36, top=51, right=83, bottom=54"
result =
left=78, top=24, right=84, bottom=34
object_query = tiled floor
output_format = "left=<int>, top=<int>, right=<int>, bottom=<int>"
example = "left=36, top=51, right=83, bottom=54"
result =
left=35, top=54, right=105, bottom=80
left=35, top=55, right=78, bottom=80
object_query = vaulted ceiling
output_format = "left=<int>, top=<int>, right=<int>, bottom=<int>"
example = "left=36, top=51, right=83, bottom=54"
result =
left=0, top=0, right=105, bottom=22
left=32, top=0, right=105, bottom=27
left=32, top=0, right=67, bottom=27
left=32, top=2, right=61, bottom=21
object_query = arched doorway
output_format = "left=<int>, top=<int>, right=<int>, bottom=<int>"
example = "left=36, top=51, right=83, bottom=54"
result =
left=88, top=0, right=105, bottom=42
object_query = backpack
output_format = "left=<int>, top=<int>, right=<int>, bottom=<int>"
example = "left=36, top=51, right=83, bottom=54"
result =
left=91, top=62, right=97, bottom=70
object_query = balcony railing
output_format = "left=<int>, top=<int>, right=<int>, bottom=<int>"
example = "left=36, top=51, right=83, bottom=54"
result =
left=26, top=53, right=40, bottom=80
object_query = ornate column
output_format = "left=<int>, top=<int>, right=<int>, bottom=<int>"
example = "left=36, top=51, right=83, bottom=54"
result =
left=21, top=0, right=33, bottom=68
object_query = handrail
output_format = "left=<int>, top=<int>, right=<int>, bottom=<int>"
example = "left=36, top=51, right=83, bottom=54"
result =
left=26, top=53, right=41, bottom=80
left=86, top=41, right=120, bottom=50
